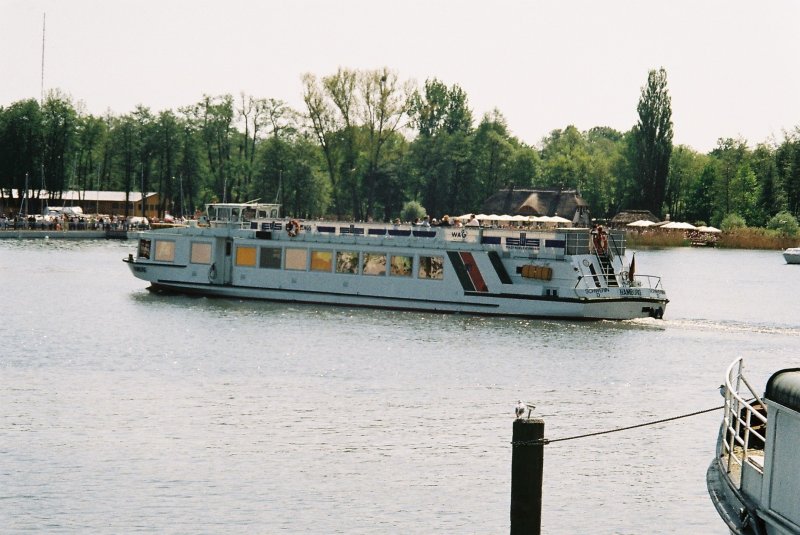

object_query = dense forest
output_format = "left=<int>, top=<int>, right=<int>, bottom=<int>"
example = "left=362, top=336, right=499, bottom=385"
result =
left=1, top=67, right=799, bottom=231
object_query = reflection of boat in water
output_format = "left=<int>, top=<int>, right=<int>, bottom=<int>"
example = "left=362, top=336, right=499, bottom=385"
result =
left=707, top=358, right=800, bottom=534
left=123, top=202, right=669, bottom=320
left=782, top=247, right=800, bottom=264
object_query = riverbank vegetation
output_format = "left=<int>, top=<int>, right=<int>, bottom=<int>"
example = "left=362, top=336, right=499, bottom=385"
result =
left=628, top=228, right=797, bottom=250
left=1, top=67, right=799, bottom=245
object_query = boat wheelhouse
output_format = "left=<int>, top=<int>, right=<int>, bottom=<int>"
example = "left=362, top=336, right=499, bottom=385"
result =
left=123, top=202, right=668, bottom=320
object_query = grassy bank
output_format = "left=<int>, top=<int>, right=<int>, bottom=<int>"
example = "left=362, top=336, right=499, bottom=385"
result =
left=626, top=228, right=798, bottom=250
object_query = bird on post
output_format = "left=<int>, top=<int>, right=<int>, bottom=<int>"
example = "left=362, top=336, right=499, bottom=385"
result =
left=515, top=400, right=536, bottom=419
left=515, top=400, right=526, bottom=419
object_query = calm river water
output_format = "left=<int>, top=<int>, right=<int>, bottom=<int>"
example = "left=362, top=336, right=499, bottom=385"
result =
left=1, top=239, right=798, bottom=534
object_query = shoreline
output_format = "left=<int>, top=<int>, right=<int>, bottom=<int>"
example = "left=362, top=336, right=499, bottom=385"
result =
left=0, top=229, right=135, bottom=240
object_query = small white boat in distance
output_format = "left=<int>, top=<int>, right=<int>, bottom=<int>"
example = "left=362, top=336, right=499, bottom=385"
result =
left=123, top=202, right=669, bottom=320
left=707, top=358, right=800, bottom=534
left=782, top=247, right=800, bottom=264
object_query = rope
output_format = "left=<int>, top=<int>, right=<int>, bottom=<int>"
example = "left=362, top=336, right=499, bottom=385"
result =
left=512, top=404, right=724, bottom=446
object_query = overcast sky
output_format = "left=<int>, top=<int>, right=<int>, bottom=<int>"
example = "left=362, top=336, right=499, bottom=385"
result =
left=2, top=0, right=799, bottom=153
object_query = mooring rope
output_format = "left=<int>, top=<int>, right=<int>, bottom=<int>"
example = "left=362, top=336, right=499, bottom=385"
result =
left=512, top=404, right=725, bottom=446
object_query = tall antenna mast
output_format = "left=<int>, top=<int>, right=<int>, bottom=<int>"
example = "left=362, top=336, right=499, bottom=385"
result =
left=40, top=12, right=46, bottom=103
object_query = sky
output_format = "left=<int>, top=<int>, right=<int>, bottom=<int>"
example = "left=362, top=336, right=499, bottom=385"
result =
left=2, top=0, right=799, bottom=153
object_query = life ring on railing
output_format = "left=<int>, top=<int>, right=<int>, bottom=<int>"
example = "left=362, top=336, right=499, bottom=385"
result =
left=287, top=219, right=301, bottom=237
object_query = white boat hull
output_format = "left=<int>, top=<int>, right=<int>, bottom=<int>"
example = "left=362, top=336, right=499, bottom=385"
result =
left=783, top=248, right=800, bottom=264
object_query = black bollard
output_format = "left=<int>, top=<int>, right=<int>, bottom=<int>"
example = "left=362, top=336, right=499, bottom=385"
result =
left=510, top=417, right=544, bottom=535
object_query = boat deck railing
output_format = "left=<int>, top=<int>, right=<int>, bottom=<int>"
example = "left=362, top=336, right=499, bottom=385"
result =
left=574, top=273, right=665, bottom=292
left=719, top=357, right=768, bottom=483
left=216, top=217, right=628, bottom=256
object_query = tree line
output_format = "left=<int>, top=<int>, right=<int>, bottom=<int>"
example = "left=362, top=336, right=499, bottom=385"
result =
left=1, top=67, right=799, bottom=230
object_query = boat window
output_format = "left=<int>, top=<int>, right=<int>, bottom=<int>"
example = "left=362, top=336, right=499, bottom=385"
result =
left=236, top=246, right=257, bottom=267
left=390, top=255, right=413, bottom=277
left=216, top=207, right=230, bottom=221
left=154, top=240, right=176, bottom=262
left=285, top=248, right=308, bottom=270
left=138, top=239, right=151, bottom=259
left=310, top=250, right=333, bottom=272
left=336, top=251, right=359, bottom=274
left=419, top=255, right=444, bottom=280
left=259, top=247, right=282, bottom=269
left=242, top=207, right=256, bottom=221
left=362, top=253, right=386, bottom=276
left=190, top=242, right=212, bottom=264
left=270, top=208, right=279, bottom=218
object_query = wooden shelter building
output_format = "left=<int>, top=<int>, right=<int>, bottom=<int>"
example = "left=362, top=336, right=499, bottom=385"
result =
left=0, top=190, right=161, bottom=219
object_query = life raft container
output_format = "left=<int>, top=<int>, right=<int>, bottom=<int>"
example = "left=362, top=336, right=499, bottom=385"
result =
left=520, top=265, right=552, bottom=281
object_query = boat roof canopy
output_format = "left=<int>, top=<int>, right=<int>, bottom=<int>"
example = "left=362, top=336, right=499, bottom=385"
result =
left=765, top=368, right=800, bottom=412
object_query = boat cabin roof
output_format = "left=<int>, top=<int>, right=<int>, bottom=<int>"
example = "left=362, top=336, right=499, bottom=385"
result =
left=766, top=367, right=800, bottom=412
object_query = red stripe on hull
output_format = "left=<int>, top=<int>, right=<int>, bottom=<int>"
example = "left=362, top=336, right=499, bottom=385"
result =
left=460, top=252, right=488, bottom=292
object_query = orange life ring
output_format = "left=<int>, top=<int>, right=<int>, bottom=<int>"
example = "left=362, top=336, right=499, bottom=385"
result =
left=287, top=219, right=301, bottom=237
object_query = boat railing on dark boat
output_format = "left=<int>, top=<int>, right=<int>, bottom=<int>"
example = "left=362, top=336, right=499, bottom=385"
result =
left=124, top=202, right=669, bottom=320
left=708, top=357, right=800, bottom=535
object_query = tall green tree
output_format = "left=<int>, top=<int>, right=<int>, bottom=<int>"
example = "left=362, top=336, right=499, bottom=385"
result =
left=539, top=126, right=591, bottom=189
left=751, top=142, right=783, bottom=221
left=684, top=162, right=717, bottom=224
left=152, top=110, right=181, bottom=217
left=0, top=99, right=43, bottom=211
left=188, top=95, right=235, bottom=202
left=472, top=110, right=514, bottom=205
left=710, top=137, right=749, bottom=224
left=358, top=68, right=412, bottom=220
left=108, top=114, right=140, bottom=217
left=630, top=68, right=673, bottom=216
left=302, top=72, right=347, bottom=217
left=408, top=79, right=474, bottom=218
left=665, top=145, right=706, bottom=222
left=775, top=131, right=800, bottom=217
left=74, top=112, right=107, bottom=195
left=41, top=91, right=78, bottom=197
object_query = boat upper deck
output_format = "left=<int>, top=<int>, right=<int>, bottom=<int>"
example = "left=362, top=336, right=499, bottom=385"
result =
left=191, top=217, right=627, bottom=259
left=179, top=202, right=628, bottom=258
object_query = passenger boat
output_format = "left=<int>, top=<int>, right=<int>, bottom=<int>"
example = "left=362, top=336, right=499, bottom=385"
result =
left=782, top=247, right=800, bottom=264
left=707, top=358, right=800, bottom=534
left=123, top=202, right=669, bottom=320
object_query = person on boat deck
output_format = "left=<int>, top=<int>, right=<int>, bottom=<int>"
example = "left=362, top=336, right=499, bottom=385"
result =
left=593, top=225, right=608, bottom=253
left=453, top=218, right=463, bottom=228
left=440, top=215, right=451, bottom=226
left=466, top=214, right=480, bottom=227
left=422, top=215, right=431, bottom=227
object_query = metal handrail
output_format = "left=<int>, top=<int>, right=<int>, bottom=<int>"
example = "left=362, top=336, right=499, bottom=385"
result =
left=720, top=358, right=768, bottom=478
left=574, top=273, right=663, bottom=292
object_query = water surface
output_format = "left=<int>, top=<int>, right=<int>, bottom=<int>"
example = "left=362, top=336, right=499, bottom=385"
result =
left=1, top=240, right=798, bottom=533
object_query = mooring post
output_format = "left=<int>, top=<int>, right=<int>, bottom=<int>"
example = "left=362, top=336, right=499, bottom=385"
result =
left=510, top=417, right=544, bottom=535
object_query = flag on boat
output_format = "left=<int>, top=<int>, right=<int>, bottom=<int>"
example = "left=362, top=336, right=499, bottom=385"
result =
left=629, top=253, right=636, bottom=282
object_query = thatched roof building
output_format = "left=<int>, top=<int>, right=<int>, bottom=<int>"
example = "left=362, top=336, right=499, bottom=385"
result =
left=609, top=210, right=660, bottom=228
left=480, top=189, right=590, bottom=225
